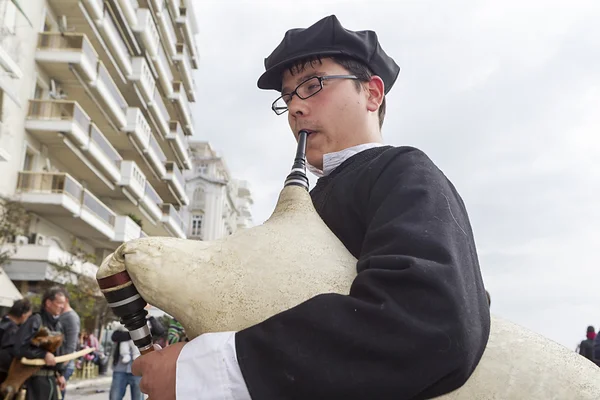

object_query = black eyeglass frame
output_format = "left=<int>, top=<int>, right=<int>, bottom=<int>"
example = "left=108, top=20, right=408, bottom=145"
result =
left=271, top=74, right=359, bottom=115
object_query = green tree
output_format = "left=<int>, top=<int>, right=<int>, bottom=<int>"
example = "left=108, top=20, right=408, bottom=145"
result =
left=0, top=196, right=30, bottom=267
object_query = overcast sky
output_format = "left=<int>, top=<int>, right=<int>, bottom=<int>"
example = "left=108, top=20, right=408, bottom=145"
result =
left=190, top=1, right=600, bottom=350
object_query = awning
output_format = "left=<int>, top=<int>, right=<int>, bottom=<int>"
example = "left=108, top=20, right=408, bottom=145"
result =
left=0, top=267, right=22, bottom=307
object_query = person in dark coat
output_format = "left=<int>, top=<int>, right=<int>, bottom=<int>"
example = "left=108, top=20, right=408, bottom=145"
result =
left=580, top=325, right=598, bottom=364
left=12, top=287, right=68, bottom=400
left=0, top=299, right=32, bottom=384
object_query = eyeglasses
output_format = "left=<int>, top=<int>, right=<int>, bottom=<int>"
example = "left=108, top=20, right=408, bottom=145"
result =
left=271, top=75, right=358, bottom=115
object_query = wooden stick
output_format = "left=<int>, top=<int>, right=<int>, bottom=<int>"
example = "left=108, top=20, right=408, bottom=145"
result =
left=20, top=347, right=96, bottom=366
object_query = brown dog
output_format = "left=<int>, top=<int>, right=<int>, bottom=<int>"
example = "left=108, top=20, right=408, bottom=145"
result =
left=0, top=327, right=64, bottom=400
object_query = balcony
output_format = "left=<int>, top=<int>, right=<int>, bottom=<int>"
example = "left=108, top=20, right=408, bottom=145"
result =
left=15, top=171, right=119, bottom=240
left=94, top=8, right=133, bottom=78
left=148, top=87, right=170, bottom=137
left=141, top=180, right=163, bottom=221
left=16, top=172, right=82, bottom=217
left=237, top=180, right=252, bottom=198
left=123, top=108, right=167, bottom=179
left=169, top=82, right=194, bottom=135
left=81, top=189, right=116, bottom=239
left=35, top=33, right=98, bottom=82
left=167, top=121, right=191, bottom=169
left=152, top=45, right=174, bottom=98
left=25, top=100, right=90, bottom=147
left=116, top=0, right=139, bottom=27
left=173, top=43, right=195, bottom=101
left=129, top=57, right=156, bottom=103
left=25, top=99, right=126, bottom=191
left=85, top=123, right=123, bottom=183
left=174, top=7, right=198, bottom=69
left=82, top=0, right=104, bottom=20
left=119, top=160, right=146, bottom=200
left=114, top=215, right=143, bottom=242
left=2, top=243, right=98, bottom=282
left=155, top=1, right=178, bottom=58
left=164, top=161, right=188, bottom=204
left=132, top=9, right=160, bottom=58
left=161, top=204, right=186, bottom=238
left=90, top=62, right=129, bottom=129
left=148, top=133, right=168, bottom=178
left=167, top=0, right=181, bottom=21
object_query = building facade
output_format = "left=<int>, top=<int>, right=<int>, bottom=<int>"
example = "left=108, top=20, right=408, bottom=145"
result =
left=184, top=141, right=253, bottom=241
left=0, top=0, right=200, bottom=294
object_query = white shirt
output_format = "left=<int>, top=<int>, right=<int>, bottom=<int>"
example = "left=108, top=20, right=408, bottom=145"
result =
left=175, top=142, right=386, bottom=399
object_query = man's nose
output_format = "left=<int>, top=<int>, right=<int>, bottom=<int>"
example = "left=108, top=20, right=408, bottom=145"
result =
left=288, top=94, right=309, bottom=117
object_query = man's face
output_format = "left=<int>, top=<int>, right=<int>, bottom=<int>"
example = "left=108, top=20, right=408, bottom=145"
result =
left=281, top=58, right=371, bottom=170
left=18, top=310, right=32, bottom=325
left=45, top=294, right=66, bottom=316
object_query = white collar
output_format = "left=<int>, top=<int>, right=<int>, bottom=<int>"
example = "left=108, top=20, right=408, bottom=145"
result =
left=307, top=143, right=386, bottom=178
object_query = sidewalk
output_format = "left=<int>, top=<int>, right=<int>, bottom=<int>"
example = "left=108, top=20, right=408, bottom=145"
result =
left=67, top=374, right=112, bottom=390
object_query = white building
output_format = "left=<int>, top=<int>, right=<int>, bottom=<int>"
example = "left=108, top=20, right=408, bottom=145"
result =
left=184, top=141, right=253, bottom=241
left=0, top=0, right=200, bottom=294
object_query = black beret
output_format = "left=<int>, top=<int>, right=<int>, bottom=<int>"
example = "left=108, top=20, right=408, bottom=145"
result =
left=257, top=15, right=400, bottom=94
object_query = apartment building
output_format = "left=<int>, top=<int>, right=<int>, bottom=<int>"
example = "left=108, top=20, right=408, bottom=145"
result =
left=184, top=141, right=254, bottom=241
left=0, top=0, right=199, bottom=293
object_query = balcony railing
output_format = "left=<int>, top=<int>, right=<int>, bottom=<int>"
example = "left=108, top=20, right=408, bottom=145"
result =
left=165, top=161, right=183, bottom=187
left=158, top=2, right=177, bottom=57
left=82, top=190, right=116, bottom=228
left=154, top=45, right=173, bottom=96
left=162, top=203, right=184, bottom=231
left=37, top=32, right=98, bottom=65
left=151, top=88, right=170, bottom=135
left=100, top=9, right=133, bottom=76
left=174, top=43, right=194, bottom=99
left=117, top=0, right=139, bottom=27
left=148, top=132, right=167, bottom=164
left=89, top=124, right=122, bottom=170
left=27, top=100, right=91, bottom=135
left=134, top=9, right=160, bottom=57
left=97, top=63, right=128, bottom=111
left=145, top=180, right=163, bottom=206
left=16, top=172, right=82, bottom=202
left=171, top=81, right=193, bottom=134
left=167, top=121, right=189, bottom=167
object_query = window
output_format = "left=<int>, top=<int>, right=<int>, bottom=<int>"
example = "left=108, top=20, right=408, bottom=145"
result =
left=191, top=214, right=203, bottom=237
left=33, top=83, right=43, bottom=99
left=193, top=186, right=205, bottom=209
left=23, top=149, right=34, bottom=170
left=197, top=163, right=208, bottom=175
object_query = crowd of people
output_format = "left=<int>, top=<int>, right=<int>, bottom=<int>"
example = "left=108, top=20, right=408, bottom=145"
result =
left=0, top=286, right=188, bottom=400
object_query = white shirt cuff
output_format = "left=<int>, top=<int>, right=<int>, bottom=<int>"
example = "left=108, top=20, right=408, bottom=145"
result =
left=176, top=331, right=251, bottom=400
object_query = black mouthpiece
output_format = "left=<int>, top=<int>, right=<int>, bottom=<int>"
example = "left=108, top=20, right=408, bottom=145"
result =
left=284, top=130, right=309, bottom=190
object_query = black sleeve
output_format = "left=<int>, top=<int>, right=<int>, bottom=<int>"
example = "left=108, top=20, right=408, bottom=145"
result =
left=235, top=148, right=491, bottom=400
left=0, top=323, right=19, bottom=350
left=111, top=330, right=131, bottom=342
left=12, top=315, right=47, bottom=360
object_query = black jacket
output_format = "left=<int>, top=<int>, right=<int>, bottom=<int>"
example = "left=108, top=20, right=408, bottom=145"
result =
left=12, top=310, right=66, bottom=374
left=0, top=316, right=19, bottom=372
left=236, top=146, right=490, bottom=399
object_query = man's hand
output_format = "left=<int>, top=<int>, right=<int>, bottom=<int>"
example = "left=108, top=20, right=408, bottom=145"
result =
left=44, top=352, right=56, bottom=366
left=132, top=342, right=186, bottom=400
left=57, top=375, right=66, bottom=391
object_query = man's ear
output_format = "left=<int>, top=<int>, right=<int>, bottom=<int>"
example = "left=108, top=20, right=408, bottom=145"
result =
left=365, top=76, right=385, bottom=113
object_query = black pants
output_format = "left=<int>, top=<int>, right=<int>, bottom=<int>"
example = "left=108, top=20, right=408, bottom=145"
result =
left=24, top=375, right=59, bottom=400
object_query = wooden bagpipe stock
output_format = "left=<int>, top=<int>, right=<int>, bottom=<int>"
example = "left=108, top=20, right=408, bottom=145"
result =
left=96, top=131, right=600, bottom=398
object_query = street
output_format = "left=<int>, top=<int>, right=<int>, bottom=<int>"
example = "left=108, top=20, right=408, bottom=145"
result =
left=66, top=380, right=110, bottom=400
left=65, top=379, right=145, bottom=400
